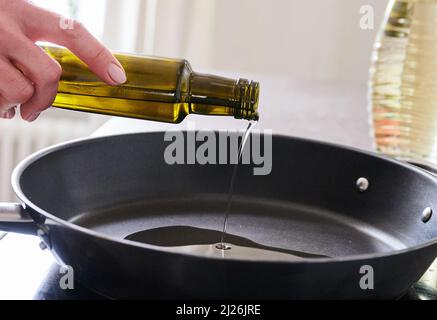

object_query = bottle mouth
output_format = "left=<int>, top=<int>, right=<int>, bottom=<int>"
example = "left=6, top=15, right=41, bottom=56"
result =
left=235, top=79, right=260, bottom=121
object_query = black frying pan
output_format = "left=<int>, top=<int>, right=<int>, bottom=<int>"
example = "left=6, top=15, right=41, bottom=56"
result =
left=1, top=131, right=437, bottom=299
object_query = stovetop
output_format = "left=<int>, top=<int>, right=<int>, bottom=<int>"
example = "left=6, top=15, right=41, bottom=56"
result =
left=1, top=233, right=437, bottom=300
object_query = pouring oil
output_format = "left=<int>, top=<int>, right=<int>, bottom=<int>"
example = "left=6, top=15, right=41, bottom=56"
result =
left=118, top=120, right=330, bottom=260
left=217, top=121, right=257, bottom=251
left=42, top=45, right=259, bottom=123
left=122, top=121, right=327, bottom=261
left=370, top=0, right=437, bottom=164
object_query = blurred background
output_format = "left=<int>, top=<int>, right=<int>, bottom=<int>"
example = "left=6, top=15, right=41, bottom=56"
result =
left=0, top=0, right=390, bottom=200
left=29, top=0, right=389, bottom=82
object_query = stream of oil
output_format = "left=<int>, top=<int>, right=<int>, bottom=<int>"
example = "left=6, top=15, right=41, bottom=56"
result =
left=217, top=121, right=257, bottom=250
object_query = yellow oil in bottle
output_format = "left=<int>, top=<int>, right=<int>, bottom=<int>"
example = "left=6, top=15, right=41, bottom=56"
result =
left=43, top=46, right=259, bottom=123
left=370, top=0, right=437, bottom=165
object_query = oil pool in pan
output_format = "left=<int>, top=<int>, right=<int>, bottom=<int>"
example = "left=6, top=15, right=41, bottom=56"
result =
left=124, top=120, right=329, bottom=261
left=72, top=121, right=332, bottom=261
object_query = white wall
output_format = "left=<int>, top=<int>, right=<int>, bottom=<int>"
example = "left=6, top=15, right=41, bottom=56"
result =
left=33, top=1, right=391, bottom=85
left=149, top=0, right=389, bottom=84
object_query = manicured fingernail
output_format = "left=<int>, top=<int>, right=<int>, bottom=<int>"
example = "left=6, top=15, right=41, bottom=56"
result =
left=108, top=63, right=127, bottom=84
left=5, top=109, right=15, bottom=119
left=1, top=108, right=15, bottom=119
left=25, top=112, right=40, bottom=122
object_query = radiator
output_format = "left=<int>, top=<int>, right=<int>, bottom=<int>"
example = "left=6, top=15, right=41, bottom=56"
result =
left=0, top=116, right=98, bottom=202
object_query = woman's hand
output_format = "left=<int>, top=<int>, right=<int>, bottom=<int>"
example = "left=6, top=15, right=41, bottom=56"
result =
left=0, top=0, right=126, bottom=121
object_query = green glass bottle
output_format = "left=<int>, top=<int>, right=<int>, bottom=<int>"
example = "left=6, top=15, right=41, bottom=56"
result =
left=43, top=45, right=260, bottom=123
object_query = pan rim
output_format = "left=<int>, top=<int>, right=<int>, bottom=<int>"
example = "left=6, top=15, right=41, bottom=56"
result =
left=10, top=131, right=437, bottom=265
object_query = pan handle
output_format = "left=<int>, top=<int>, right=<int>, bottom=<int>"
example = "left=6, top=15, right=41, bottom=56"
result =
left=0, top=203, right=37, bottom=235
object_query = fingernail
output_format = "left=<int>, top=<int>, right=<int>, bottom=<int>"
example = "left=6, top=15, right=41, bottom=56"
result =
left=25, top=113, right=40, bottom=122
left=108, top=63, right=127, bottom=84
left=5, top=109, right=15, bottom=119
left=1, top=108, right=15, bottom=119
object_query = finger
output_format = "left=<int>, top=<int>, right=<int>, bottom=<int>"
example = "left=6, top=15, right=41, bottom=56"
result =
left=21, top=4, right=126, bottom=85
left=8, top=40, right=62, bottom=121
left=4, top=107, right=16, bottom=119
left=8, top=106, right=16, bottom=119
left=0, top=59, right=34, bottom=114
left=0, top=102, right=17, bottom=119
left=0, top=95, right=17, bottom=114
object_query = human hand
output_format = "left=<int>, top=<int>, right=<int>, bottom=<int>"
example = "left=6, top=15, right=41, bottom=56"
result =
left=0, top=0, right=126, bottom=121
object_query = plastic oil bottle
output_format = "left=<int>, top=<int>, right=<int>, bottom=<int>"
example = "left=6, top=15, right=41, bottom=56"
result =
left=370, top=0, right=437, bottom=165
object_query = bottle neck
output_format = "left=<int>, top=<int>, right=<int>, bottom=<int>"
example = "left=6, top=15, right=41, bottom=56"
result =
left=189, top=73, right=259, bottom=121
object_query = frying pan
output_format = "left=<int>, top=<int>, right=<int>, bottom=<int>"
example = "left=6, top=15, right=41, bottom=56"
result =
left=1, top=131, right=437, bottom=300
